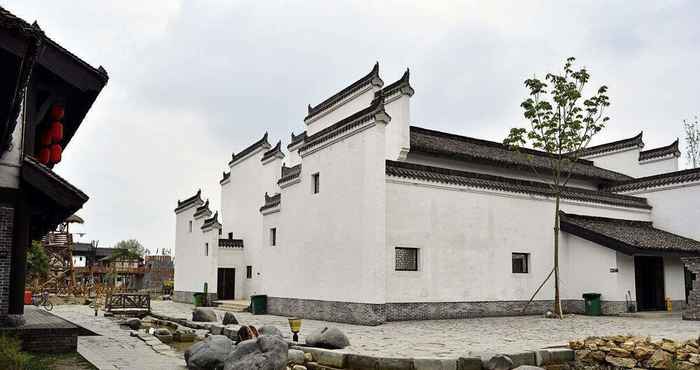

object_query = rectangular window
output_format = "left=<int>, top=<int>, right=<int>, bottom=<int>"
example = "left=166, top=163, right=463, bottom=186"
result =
left=228, top=232, right=233, bottom=240
left=189, top=220, right=193, bottom=233
left=205, top=243, right=209, bottom=256
left=512, top=253, right=529, bottom=273
left=312, top=173, right=320, bottom=194
left=246, top=266, right=252, bottom=279
left=270, top=228, right=277, bottom=246
left=395, top=247, right=418, bottom=271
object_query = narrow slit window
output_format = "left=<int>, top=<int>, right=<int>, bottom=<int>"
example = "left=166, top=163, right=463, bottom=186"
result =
left=395, top=247, right=418, bottom=271
left=189, top=220, right=193, bottom=233
left=312, top=173, right=320, bottom=194
left=512, top=253, right=529, bottom=273
left=246, top=266, right=252, bottom=279
left=270, top=228, right=277, bottom=246
left=228, top=232, right=233, bottom=240
left=205, top=243, right=209, bottom=256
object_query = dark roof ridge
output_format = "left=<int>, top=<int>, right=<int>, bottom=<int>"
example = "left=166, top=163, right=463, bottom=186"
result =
left=577, top=131, right=644, bottom=157
left=300, top=94, right=390, bottom=153
left=386, top=160, right=650, bottom=210
left=304, top=62, right=383, bottom=122
left=261, top=140, right=284, bottom=162
left=381, top=68, right=414, bottom=98
left=193, top=199, right=211, bottom=217
left=639, top=139, right=680, bottom=161
left=260, top=192, right=281, bottom=212
left=220, top=171, right=231, bottom=184
left=229, top=132, right=270, bottom=166
left=559, top=211, right=652, bottom=226
left=175, top=189, right=202, bottom=212
left=288, top=131, right=307, bottom=149
left=201, top=211, right=221, bottom=230
left=603, top=167, right=700, bottom=193
left=279, top=163, right=302, bottom=184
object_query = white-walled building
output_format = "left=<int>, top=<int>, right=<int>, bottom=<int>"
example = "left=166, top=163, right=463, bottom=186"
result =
left=174, top=64, right=700, bottom=325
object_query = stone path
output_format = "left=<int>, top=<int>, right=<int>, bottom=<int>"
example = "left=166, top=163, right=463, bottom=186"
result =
left=51, top=305, right=186, bottom=370
left=153, top=300, right=700, bottom=359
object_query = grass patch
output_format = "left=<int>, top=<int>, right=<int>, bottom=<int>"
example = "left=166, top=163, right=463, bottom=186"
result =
left=0, top=335, right=95, bottom=370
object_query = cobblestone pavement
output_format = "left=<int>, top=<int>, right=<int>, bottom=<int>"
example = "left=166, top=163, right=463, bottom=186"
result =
left=51, top=305, right=187, bottom=370
left=153, top=300, right=700, bottom=359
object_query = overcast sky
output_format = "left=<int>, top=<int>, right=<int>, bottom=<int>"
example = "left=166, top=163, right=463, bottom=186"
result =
left=6, top=1, right=699, bottom=252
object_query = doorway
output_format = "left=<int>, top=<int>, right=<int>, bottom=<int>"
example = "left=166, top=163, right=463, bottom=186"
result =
left=634, top=256, right=665, bottom=311
left=217, top=268, right=236, bottom=300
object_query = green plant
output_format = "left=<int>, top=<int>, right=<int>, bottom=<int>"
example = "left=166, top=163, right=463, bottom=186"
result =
left=0, top=335, right=50, bottom=370
left=26, top=241, right=49, bottom=280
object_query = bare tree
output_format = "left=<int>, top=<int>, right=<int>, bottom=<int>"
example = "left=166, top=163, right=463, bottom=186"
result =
left=684, top=116, right=700, bottom=168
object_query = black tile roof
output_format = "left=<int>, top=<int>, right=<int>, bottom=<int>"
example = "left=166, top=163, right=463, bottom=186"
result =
left=278, top=164, right=301, bottom=184
left=639, top=139, right=680, bottom=161
left=261, top=140, right=284, bottom=162
left=386, top=160, right=651, bottom=210
left=603, top=167, right=700, bottom=193
left=193, top=199, right=211, bottom=218
left=220, top=171, right=230, bottom=184
left=175, top=189, right=202, bottom=212
left=560, top=212, right=700, bottom=255
left=379, top=69, right=413, bottom=99
left=201, top=211, right=221, bottom=230
left=409, top=126, right=632, bottom=183
left=300, top=95, right=390, bottom=154
left=288, top=131, right=307, bottom=149
left=229, top=132, right=270, bottom=166
left=305, top=62, right=383, bottom=122
left=218, top=238, right=244, bottom=248
left=576, top=132, right=644, bottom=157
left=260, top=192, right=281, bottom=212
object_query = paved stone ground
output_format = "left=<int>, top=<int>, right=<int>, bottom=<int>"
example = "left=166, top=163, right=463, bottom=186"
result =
left=153, top=300, right=700, bottom=359
left=51, top=305, right=187, bottom=370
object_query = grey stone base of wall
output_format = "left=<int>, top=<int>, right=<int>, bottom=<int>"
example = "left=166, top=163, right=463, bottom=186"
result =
left=267, top=297, right=638, bottom=325
left=173, top=290, right=217, bottom=305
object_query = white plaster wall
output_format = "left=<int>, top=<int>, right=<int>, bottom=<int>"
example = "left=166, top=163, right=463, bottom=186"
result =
left=305, top=87, right=381, bottom=136
left=174, top=205, right=215, bottom=293
left=637, top=157, right=679, bottom=177
left=384, top=95, right=410, bottom=160
left=584, top=148, right=641, bottom=177
left=262, top=122, right=388, bottom=303
left=664, top=256, right=686, bottom=301
left=286, top=147, right=301, bottom=167
left=628, top=183, right=700, bottom=241
left=385, top=179, right=651, bottom=303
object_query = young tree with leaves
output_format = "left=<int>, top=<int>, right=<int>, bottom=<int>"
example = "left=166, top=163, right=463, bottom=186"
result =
left=504, top=57, right=610, bottom=318
left=113, top=239, right=148, bottom=257
left=683, top=116, right=700, bottom=168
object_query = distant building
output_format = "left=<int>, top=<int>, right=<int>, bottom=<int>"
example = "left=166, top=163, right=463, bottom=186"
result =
left=174, top=65, right=700, bottom=325
left=143, top=255, right=174, bottom=291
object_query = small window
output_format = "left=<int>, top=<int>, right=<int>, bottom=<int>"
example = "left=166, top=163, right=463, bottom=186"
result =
left=395, top=247, right=418, bottom=271
left=228, top=232, right=233, bottom=240
left=246, top=266, right=252, bottom=279
left=218, top=229, right=222, bottom=235
left=270, top=228, right=277, bottom=246
left=512, top=253, right=529, bottom=273
left=189, top=220, right=193, bottom=233
left=205, top=243, right=209, bottom=256
left=312, top=173, right=320, bottom=194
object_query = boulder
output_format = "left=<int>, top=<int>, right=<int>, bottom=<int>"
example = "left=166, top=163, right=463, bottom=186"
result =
left=125, top=318, right=142, bottom=330
left=222, top=312, right=239, bottom=325
left=288, top=349, right=305, bottom=364
left=259, top=325, right=283, bottom=338
left=604, top=355, right=636, bottom=368
left=193, top=308, right=218, bottom=322
left=305, top=327, right=350, bottom=349
left=484, top=355, right=513, bottom=370
left=224, top=335, right=288, bottom=370
left=174, top=329, right=197, bottom=342
left=154, top=328, right=173, bottom=344
left=185, top=335, right=234, bottom=370
left=647, top=349, right=673, bottom=369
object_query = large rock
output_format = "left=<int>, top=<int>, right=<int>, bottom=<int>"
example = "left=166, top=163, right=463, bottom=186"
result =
left=288, top=349, right=305, bottom=365
left=222, top=312, right=238, bottom=325
left=193, top=308, right=218, bottom=322
left=305, top=327, right=350, bottom=349
left=484, top=355, right=513, bottom=370
left=605, top=355, right=636, bottom=368
left=224, top=335, right=288, bottom=370
left=154, top=328, right=173, bottom=344
left=647, top=349, right=673, bottom=369
left=125, top=318, right=141, bottom=330
left=185, top=335, right=234, bottom=370
left=259, top=325, right=283, bottom=338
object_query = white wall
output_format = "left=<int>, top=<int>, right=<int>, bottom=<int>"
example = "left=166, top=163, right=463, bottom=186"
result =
left=384, top=94, right=410, bottom=160
left=585, top=147, right=679, bottom=178
left=174, top=203, right=216, bottom=293
left=638, top=157, right=678, bottom=177
left=384, top=178, right=651, bottom=303
left=628, top=182, right=700, bottom=241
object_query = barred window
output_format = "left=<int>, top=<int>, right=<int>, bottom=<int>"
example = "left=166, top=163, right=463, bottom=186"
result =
left=395, top=247, right=418, bottom=271
left=512, top=253, right=529, bottom=273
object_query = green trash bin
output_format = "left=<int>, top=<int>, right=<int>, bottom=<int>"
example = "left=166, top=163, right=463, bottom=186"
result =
left=250, top=295, right=267, bottom=315
left=582, top=293, right=602, bottom=316
left=192, top=293, right=205, bottom=307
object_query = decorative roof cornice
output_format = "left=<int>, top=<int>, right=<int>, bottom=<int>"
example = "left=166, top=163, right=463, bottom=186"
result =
left=201, top=211, right=222, bottom=231
left=288, top=131, right=307, bottom=149
left=576, top=132, right=644, bottom=158
left=278, top=164, right=302, bottom=184
left=260, top=192, right=281, bottom=212
left=410, top=126, right=632, bottom=183
left=639, top=139, right=680, bottom=162
left=386, top=160, right=651, bottom=210
left=304, top=62, right=383, bottom=123
left=175, top=189, right=203, bottom=213
left=603, top=167, right=700, bottom=193
left=261, top=140, right=284, bottom=163
left=220, top=171, right=231, bottom=184
left=229, top=132, right=271, bottom=166
left=219, top=238, right=244, bottom=248
left=299, top=95, right=391, bottom=154
left=560, top=211, right=700, bottom=255
left=380, top=68, right=414, bottom=100
left=193, top=199, right=212, bottom=219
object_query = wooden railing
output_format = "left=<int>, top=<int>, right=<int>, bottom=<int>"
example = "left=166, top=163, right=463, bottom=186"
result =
left=75, top=266, right=146, bottom=274
left=105, top=293, right=151, bottom=313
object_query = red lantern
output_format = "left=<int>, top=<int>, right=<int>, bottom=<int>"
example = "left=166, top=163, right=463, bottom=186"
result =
left=38, top=147, right=50, bottom=164
left=50, top=104, right=64, bottom=121
left=50, top=144, right=62, bottom=163
left=50, top=121, right=63, bottom=142
left=39, top=130, right=52, bottom=146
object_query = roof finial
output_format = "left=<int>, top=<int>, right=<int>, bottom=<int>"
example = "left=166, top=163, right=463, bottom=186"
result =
left=307, top=104, right=312, bottom=113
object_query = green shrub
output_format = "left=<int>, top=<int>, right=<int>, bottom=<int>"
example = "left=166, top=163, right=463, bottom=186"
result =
left=0, top=335, right=50, bottom=370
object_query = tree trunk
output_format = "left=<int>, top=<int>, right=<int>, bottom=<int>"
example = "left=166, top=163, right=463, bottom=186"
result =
left=553, top=193, right=563, bottom=318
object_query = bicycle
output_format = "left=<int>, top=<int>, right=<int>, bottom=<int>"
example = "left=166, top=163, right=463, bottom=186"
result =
left=32, top=291, right=53, bottom=311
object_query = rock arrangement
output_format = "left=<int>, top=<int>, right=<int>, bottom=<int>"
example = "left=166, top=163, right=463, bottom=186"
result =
left=569, top=335, right=700, bottom=369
